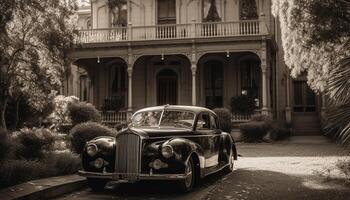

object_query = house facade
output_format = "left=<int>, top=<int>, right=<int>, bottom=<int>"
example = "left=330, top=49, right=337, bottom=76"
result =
left=64, top=0, right=325, bottom=134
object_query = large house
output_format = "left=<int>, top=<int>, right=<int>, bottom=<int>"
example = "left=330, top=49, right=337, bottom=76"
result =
left=63, top=0, right=325, bottom=134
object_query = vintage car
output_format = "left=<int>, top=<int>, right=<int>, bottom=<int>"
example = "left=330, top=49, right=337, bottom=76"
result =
left=78, top=105, right=237, bottom=192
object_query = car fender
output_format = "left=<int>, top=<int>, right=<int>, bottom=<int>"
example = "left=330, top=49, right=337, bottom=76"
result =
left=163, top=138, right=205, bottom=169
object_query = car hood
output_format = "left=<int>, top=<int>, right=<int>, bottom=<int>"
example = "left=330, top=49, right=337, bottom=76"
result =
left=117, top=127, right=193, bottom=138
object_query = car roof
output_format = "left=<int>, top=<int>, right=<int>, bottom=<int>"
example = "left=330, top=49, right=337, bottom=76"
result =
left=134, top=105, right=216, bottom=115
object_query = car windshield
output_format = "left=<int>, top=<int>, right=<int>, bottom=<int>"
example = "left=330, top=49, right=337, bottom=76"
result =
left=131, top=110, right=195, bottom=129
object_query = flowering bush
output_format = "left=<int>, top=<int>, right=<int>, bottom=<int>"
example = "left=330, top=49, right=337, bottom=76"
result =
left=47, top=95, right=79, bottom=129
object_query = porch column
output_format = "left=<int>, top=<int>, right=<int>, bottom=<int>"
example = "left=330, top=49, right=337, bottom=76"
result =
left=191, top=63, right=197, bottom=106
left=127, top=67, right=133, bottom=112
left=261, top=65, right=269, bottom=115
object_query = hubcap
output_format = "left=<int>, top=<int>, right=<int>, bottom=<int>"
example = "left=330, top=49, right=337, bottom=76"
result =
left=185, top=160, right=193, bottom=188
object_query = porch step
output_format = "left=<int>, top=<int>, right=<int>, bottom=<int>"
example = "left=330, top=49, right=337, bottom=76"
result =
left=292, top=113, right=321, bottom=135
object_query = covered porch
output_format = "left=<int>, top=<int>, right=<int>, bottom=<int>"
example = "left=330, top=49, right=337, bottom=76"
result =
left=73, top=50, right=271, bottom=125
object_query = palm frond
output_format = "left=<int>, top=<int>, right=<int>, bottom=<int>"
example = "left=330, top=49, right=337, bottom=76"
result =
left=327, top=57, right=350, bottom=105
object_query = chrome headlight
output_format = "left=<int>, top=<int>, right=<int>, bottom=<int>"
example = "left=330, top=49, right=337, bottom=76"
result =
left=161, top=145, right=174, bottom=159
left=86, top=144, right=98, bottom=157
left=94, top=158, right=104, bottom=168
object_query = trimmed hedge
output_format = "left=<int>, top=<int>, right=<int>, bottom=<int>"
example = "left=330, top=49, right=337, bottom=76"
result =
left=0, top=151, right=81, bottom=188
left=240, top=121, right=269, bottom=142
left=13, top=128, right=55, bottom=160
left=70, top=122, right=115, bottom=154
left=213, top=108, right=232, bottom=133
left=68, top=102, right=101, bottom=126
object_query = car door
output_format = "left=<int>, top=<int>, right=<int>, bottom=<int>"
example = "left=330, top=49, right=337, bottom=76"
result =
left=196, top=112, right=220, bottom=169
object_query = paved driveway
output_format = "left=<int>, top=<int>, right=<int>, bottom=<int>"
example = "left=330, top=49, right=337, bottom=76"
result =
left=55, top=136, right=350, bottom=200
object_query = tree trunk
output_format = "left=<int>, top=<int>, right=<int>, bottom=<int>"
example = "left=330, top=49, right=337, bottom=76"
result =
left=0, top=97, right=8, bottom=131
left=14, top=97, right=20, bottom=129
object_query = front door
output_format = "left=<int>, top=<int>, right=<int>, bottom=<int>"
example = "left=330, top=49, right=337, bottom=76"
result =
left=204, top=61, right=223, bottom=109
left=292, top=80, right=320, bottom=135
left=157, top=69, right=177, bottom=105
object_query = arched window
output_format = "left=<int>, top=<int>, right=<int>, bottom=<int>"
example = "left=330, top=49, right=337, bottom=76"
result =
left=203, top=0, right=222, bottom=22
left=157, top=0, right=176, bottom=24
left=86, top=18, right=92, bottom=29
left=240, top=59, right=261, bottom=107
left=157, top=69, right=178, bottom=105
left=240, top=0, right=258, bottom=20
left=204, top=60, right=223, bottom=109
left=110, top=1, right=127, bottom=27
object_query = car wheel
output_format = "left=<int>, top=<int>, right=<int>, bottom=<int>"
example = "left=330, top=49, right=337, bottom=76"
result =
left=177, top=157, right=195, bottom=192
left=87, top=178, right=108, bottom=192
left=224, top=148, right=234, bottom=173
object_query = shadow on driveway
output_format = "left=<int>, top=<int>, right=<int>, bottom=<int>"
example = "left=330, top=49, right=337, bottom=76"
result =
left=204, top=169, right=350, bottom=200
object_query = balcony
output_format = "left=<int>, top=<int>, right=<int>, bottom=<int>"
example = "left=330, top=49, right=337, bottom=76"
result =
left=76, top=20, right=269, bottom=44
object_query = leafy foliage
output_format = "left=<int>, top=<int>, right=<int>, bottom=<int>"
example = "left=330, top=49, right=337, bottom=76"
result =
left=47, top=95, right=79, bottom=128
left=213, top=108, right=232, bottom=133
left=230, top=95, right=256, bottom=115
left=272, top=0, right=350, bottom=147
left=0, top=0, right=78, bottom=130
left=0, top=151, right=80, bottom=188
left=12, top=128, right=56, bottom=159
left=272, top=0, right=349, bottom=91
left=68, top=101, right=101, bottom=126
left=69, top=122, right=115, bottom=154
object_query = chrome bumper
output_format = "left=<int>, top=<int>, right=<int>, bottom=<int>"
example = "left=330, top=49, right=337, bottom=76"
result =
left=78, top=170, right=187, bottom=182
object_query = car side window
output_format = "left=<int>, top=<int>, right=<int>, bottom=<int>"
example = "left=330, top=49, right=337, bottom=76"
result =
left=196, top=113, right=211, bottom=130
left=210, top=114, right=217, bottom=130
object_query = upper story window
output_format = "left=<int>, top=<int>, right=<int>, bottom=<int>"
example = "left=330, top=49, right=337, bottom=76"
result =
left=240, top=0, right=258, bottom=20
left=203, top=0, right=222, bottom=22
left=86, top=18, right=92, bottom=29
left=108, top=0, right=127, bottom=27
left=157, top=0, right=176, bottom=24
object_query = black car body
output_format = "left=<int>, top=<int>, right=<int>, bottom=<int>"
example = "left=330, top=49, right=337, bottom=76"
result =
left=78, top=105, right=237, bottom=191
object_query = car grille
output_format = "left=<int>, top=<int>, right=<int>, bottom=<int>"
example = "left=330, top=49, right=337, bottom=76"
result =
left=115, top=133, right=141, bottom=175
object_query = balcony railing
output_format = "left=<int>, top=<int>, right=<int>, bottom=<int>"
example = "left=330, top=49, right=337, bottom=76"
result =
left=76, top=20, right=268, bottom=44
left=101, top=110, right=128, bottom=125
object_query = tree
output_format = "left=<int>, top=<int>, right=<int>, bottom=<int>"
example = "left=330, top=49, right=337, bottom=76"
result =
left=272, top=0, right=350, bottom=146
left=0, top=0, right=78, bottom=130
left=272, top=0, right=349, bottom=91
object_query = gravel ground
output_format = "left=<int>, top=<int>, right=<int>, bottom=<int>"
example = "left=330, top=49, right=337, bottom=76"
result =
left=204, top=139, right=350, bottom=200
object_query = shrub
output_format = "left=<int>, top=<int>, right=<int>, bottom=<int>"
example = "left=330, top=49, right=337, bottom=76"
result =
left=12, top=128, right=55, bottom=160
left=251, top=114, right=273, bottom=129
left=240, top=121, right=269, bottom=142
left=70, top=122, right=115, bottom=154
left=47, top=95, right=79, bottom=129
left=213, top=108, right=232, bottom=133
left=44, top=151, right=81, bottom=175
left=269, top=126, right=292, bottom=141
left=230, top=95, right=256, bottom=115
left=0, top=151, right=81, bottom=188
left=68, top=102, right=101, bottom=126
left=0, top=160, right=54, bottom=188
left=0, top=130, right=11, bottom=161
